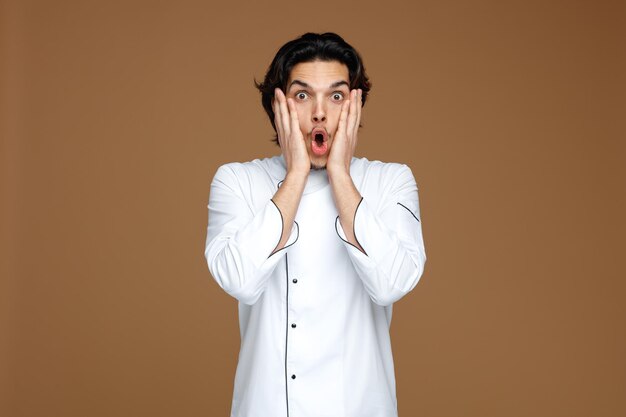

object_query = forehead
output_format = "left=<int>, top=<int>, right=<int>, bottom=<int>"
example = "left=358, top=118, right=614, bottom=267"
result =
left=287, top=60, right=349, bottom=88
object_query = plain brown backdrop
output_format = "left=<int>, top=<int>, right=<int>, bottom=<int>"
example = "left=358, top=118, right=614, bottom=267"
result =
left=2, top=0, right=625, bottom=416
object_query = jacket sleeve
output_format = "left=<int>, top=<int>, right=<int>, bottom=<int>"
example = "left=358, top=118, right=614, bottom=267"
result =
left=204, top=164, right=299, bottom=305
left=334, top=164, right=426, bottom=306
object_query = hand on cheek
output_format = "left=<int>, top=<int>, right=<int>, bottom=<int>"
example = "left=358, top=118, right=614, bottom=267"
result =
left=328, top=89, right=362, bottom=175
left=272, top=88, right=310, bottom=175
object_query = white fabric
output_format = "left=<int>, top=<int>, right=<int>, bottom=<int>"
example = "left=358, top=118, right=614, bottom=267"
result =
left=204, top=154, right=427, bottom=417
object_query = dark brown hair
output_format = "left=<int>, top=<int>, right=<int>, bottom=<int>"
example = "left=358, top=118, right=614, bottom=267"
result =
left=254, top=32, right=372, bottom=146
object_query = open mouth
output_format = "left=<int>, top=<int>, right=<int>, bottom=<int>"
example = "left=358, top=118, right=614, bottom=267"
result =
left=311, top=128, right=328, bottom=156
left=312, top=128, right=327, bottom=142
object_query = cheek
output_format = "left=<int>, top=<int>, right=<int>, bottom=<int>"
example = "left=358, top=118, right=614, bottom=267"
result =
left=298, top=114, right=308, bottom=132
left=293, top=103, right=310, bottom=130
left=329, top=105, right=344, bottom=133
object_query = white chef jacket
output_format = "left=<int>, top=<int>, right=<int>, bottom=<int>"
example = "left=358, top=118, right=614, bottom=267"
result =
left=204, top=154, right=426, bottom=417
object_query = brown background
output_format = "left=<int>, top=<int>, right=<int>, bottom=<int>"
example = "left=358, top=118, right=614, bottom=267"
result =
left=2, top=0, right=625, bottom=416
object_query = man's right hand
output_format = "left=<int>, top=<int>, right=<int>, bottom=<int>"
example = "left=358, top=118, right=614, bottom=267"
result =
left=268, top=87, right=310, bottom=255
left=273, top=88, right=310, bottom=176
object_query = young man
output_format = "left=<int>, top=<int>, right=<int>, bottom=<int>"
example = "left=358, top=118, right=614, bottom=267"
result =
left=204, top=32, right=427, bottom=417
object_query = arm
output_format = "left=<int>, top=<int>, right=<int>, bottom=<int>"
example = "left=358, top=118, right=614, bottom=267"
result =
left=328, top=170, right=365, bottom=254
left=204, top=164, right=301, bottom=305
left=271, top=170, right=308, bottom=254
left=333, top=164, right=427, bottom=306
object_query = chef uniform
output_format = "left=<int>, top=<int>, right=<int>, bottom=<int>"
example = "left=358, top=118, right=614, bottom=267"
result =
left=204, top=153, right=427, bottom=417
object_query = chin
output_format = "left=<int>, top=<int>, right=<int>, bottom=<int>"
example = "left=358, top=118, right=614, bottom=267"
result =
left=308, top=153, right=327, bottom=170
left=309, top=144, right=330, bottom=171
left=310, top=162, right=327, bottom=171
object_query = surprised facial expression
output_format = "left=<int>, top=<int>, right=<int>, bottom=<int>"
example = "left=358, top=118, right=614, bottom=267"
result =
left=286, top=60, right=350, bottom=170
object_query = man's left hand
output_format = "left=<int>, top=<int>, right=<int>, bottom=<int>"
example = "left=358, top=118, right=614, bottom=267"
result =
left=327, top=88, right=362, bottom=176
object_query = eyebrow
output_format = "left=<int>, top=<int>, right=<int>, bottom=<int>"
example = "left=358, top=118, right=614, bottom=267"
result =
left=287, top=79, right=350, bottom=91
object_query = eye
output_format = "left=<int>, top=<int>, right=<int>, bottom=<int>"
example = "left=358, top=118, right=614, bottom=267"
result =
left=332, top=92, right=344, bottom=101
left=295, top=91, right=308, bottom=100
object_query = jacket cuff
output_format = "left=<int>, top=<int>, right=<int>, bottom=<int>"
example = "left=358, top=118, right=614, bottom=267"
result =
left=233, top=199, right=299, bottom=269
left=335, top=197, right=393, bottom=265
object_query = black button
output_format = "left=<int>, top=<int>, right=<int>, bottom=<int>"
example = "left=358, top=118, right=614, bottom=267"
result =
left=292, top=278, right=298, bottom=283
left=291, top=374, right=296, bottom=379
left=291, top=323, right=296, bottom=328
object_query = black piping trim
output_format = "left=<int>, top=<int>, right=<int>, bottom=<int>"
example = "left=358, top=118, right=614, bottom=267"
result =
left=284, top=253, right=290, bottom=417
left=353, top=197, right=368, bottom=255
left=397, top=202, right=420, bottom=222
left=334, top=196, right=369, bottom=256
left=269, top=199, right=299, bottom=258
left=272, top=221, right=299, bottom=256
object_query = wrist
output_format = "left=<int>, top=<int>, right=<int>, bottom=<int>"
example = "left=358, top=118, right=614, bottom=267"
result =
left=286, top=168, right=309, bottom=182
left=327, top=162, right=351, bottom=178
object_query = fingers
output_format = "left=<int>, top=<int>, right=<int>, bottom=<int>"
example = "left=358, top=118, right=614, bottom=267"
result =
left=346, top=89, right=359, bottom=139
left=338, top=94, right=350, bottom=134
left=356, top=89, right=362, bottom=132
left=273, top=88, right=291, bottom=145
left=286, top=98, right=300, bottom=139
left=277, top=89, right=291, bottom=139
left=272, top=89, right=285, bottom=146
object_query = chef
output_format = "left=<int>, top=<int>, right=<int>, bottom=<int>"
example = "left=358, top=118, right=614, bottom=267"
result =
left=204, top=32, right=427, bottom=417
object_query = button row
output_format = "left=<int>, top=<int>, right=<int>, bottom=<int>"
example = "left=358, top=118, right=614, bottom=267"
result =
left=290, top=277, right=298, bottom=381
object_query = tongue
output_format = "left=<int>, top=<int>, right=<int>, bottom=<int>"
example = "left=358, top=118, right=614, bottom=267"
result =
left=312, top=138, right=328, bottom=156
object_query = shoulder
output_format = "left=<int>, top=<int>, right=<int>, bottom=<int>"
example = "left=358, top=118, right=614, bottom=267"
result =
left=210, top=155, right=284, bottom=204
left=211, top=162, right=243, bottom=190
left=351, top=156, right=415, bottom=186
left=212, top=155, right=283, bottom=185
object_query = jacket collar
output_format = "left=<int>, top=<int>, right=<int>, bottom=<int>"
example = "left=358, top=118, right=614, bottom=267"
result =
left=270, top=154, right=329, bottom=195
left=268, top=153, right=361, bottom=195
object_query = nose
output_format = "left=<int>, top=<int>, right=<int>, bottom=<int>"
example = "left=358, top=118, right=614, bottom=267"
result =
left=312, top=100, right=326, bottom=123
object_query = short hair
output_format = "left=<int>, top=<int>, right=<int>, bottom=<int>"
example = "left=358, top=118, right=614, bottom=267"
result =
left=254, top=32, right=372, bottom=146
